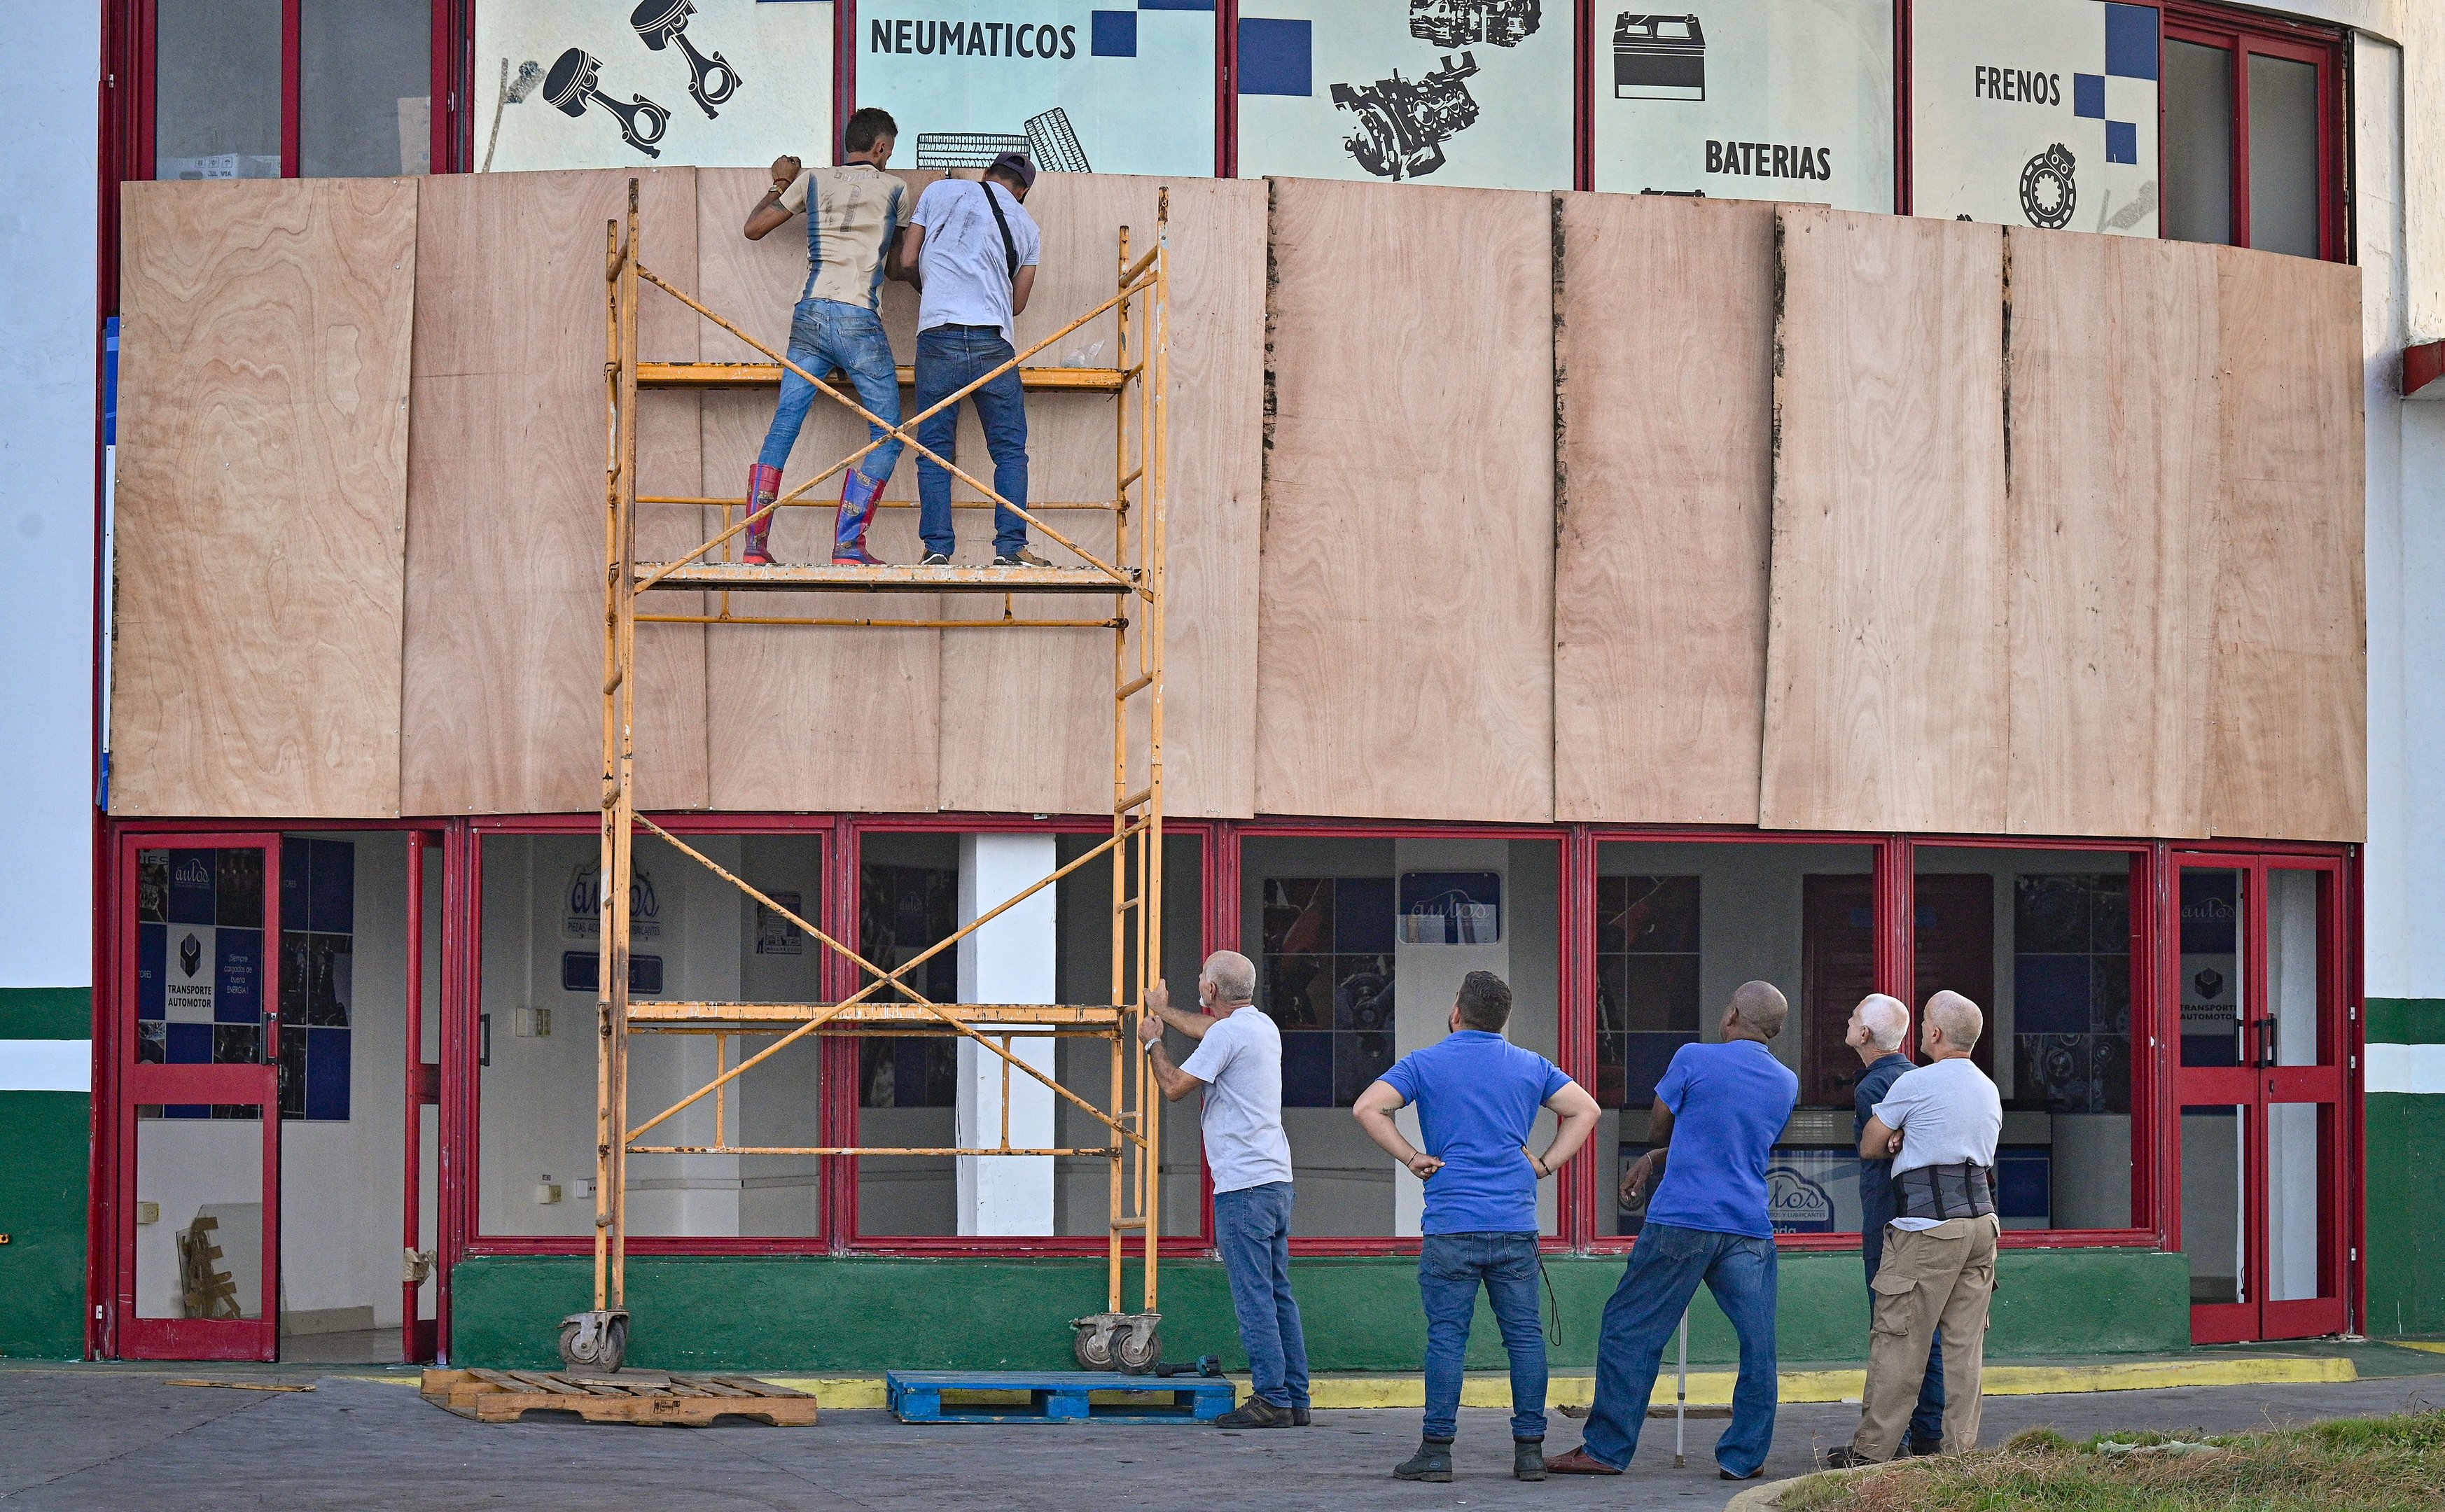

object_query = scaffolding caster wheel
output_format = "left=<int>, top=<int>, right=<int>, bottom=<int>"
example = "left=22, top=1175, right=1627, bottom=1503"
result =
left=1071, top=1311, right=1162, bottom=1374
left=559, top=1308, right=629, bottom=1373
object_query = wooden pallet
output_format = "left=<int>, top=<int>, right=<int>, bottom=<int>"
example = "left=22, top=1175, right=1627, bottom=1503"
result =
left=419, top=1368, right=819, bottom=1427
left=886, top=1370, right=1234, bottom=1425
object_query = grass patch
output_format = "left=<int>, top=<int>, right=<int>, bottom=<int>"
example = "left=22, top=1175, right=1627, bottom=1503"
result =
left=1777, top=1410, right=2445, bottom=1511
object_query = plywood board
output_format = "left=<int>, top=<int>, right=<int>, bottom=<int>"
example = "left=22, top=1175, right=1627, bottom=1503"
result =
left=1760, top=208, right=2007, bottom=834
left=1255, top=178, right=1557, bottom=824
left=695, top=166, right=940, bottom=813
left=2208, top=248, right=2365, bottom=842
left=1552, top=194, right=1774, bottom=825
left=2004, top=230, right=2221, bottom=839
left=933, top=174, right=1266, bottom=820
left=111, top=178, right=419, bottom=818
left=399, top=169, right=707, bottom=816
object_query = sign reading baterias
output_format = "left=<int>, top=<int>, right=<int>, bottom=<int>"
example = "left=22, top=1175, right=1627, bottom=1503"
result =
left=1911, top=0, right=2161, bottom=235
left=477, top=0, right=833, bottom=172
left=1591, top=1, right=1895, bottom=211
left=860, top=1, right=1218, bottom=179
left=1237, top=1, right=1572, bottom=190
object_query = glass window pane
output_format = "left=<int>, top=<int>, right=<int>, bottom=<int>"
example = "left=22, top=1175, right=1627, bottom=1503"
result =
left=301, top=0, right=433, bottom=177
left=2247, top=53, right=2320, bottom=258
left=2162, top=39, right=2234, bottom=246
left=137, top=847, right=271, bottom=1072
left=155, top=0, right=285, bottom=181
left=1248, top=836, right=1561, bottom=1239
left=478, top=831, right=826, bottom=1238
left=2180, top=1104, right=2245, bottom=1306
left=2267, top=869, right=2322, bottom=1067
left=2265, top=1101, right=2324, bottom=1302
left=2180, top=868, right=2245, bottom=1068
left=855, top=830, right=1203, bottom=1240
left=1597, top=841, right=1873, bottom=1239
left=137, top=1115, right=266, bottom=1320
left=1916, top=849, right=2139, bottom=1233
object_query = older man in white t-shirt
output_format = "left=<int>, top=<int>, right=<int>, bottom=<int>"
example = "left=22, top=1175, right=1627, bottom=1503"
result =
left=1824, top=990, right=2004, bottom=1466
left=1138, top=951, right=1310, bottom=1429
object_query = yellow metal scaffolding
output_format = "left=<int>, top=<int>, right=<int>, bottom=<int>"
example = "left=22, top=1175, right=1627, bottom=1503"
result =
left=562, top=179, right=1171, bottom=1374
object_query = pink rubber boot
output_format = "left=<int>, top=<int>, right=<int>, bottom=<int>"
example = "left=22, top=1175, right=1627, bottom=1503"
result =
left=741, top=463, right=782, bottom=565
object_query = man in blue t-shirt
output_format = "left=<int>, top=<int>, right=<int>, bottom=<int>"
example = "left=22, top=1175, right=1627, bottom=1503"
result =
left=1354, top=971, right=1601, bottom=1485
left=1550, top=981, right=1800, bottom=1483
left=1846, top=992, right=1944, bottom=1455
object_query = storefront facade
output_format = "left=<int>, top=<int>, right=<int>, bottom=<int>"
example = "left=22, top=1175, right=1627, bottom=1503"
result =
left=1, top=0, right=2437, bottom=1372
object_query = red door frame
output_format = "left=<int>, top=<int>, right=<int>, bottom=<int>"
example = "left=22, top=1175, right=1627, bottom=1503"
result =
left=109, top=830, right=284, bottom=1362
left=400, top=830, right=443, bottom=1364
left=2161, top=3, right=2346, bottom=262
left=2168, top=849, right=2351, bottom=1344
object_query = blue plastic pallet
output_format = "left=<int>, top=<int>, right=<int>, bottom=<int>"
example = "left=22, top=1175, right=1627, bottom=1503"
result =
left=885, top=1370, right=1234, bottom=1425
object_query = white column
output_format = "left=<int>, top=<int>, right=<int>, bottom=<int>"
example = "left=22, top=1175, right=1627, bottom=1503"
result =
left=955, top=834, right=1057, bottom=1236
left=1391, top=839, right=1510, bottom=1238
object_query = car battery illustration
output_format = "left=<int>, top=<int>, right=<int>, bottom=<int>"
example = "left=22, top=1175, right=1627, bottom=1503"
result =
left=1614, top=13, right=1706, bottom=102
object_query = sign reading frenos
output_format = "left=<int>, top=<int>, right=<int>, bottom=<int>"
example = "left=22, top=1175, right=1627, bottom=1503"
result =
left=1911, top=0, right=2161, bottom=235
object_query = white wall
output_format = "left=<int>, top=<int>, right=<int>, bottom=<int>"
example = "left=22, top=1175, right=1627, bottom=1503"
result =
left=0, top=6, right=97, bottom=992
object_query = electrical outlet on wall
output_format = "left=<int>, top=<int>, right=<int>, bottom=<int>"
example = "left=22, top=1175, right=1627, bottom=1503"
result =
left=534, top=1174, right=562, bottom=1205
left=514, top=1006, right=552, bottom=1038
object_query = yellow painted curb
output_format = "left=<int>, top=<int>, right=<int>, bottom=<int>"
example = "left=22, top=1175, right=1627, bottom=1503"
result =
left=2391, top=1340, right=2445, bottom=1355
left=753, top=1356, right=2351, bottom=1413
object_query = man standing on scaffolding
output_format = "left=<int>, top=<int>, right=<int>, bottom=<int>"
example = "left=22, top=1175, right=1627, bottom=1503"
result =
left=739, top=106, right=907, bottom=566
left=891, top=150, right=1047, bottom=567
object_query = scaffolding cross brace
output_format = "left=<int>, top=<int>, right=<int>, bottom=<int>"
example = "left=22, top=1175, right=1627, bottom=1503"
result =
left=565, top=178, right=1172, bottom=1374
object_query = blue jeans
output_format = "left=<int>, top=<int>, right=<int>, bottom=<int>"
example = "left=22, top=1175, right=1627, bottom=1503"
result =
left=1419, top=1232, right=1547, bottom=1442
left=1213, top=1182, right=1310, bottom=1409
left=912, top=324, right=1030, bottom=557
left=758, top=299, right=903, bottom=485
left=1579, top=1222, right=1778, bottom=1478
left=1861, top=1172, right=1946, bottom=1445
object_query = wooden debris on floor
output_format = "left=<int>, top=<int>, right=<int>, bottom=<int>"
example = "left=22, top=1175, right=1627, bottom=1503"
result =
left=419, top=1368, right=819, bottom=1427
left=162, top=1380, right=315, bottom=1392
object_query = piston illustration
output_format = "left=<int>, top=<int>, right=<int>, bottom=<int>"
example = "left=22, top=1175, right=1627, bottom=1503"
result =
left=631, top=0, right=740, bottom=119
left=2021, top=141, right=2077, bottom=229
left=543, top=48, right=671, bottom=158
left=1332, top=52, right=1484, bottom=182
left=1409, top=0, right=1542, bottom=48
left=1614, top=13, right=1705, bottom=101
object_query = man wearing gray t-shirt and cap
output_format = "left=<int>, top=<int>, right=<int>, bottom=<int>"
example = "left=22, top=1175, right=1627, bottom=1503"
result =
left=1823, top=990, right=2004, bottom=1466
left=1139, top=951, right=1311, bottom=1428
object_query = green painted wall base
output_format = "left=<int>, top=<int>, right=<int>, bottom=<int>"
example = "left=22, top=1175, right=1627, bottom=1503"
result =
left=0, top=987, right=95, bottom=1362
left=448, top=1246, right=2189, bottom=1374
left=2367, top=996, right=2445, bottom=1338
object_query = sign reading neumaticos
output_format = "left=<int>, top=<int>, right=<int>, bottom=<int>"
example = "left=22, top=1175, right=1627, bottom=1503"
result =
left=1591, top=1, right=1894, bottom=211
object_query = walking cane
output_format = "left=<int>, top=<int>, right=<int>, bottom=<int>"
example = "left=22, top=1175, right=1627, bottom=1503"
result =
left=1673, top=1307, right=1689, bottom=1467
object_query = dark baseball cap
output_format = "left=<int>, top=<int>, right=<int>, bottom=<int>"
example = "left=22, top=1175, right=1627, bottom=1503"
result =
left=987, top=150, right=1037, bottom=188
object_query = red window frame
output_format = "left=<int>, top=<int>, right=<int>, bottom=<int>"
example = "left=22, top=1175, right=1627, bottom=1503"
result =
left=2161, top=1, right=2348, bottom=262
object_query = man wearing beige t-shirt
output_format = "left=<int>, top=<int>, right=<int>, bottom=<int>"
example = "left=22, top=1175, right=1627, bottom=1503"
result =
left=738, top=106, right=909, bottom=567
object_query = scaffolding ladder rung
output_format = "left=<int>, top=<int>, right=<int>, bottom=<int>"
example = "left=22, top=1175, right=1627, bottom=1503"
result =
left=1110, top=1217, right=1148, bottom=1231
left=1116, top=673, right=1153, bottom=701
left=1115, top=788, right=1152, bottom=814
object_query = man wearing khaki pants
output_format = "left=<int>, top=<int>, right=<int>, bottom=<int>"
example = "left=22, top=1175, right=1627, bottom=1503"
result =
left=1820, top=990, right=2002, bottom=1466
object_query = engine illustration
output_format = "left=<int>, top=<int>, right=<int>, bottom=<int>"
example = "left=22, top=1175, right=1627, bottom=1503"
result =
left=1409, top=0, right=1542, bottom=49
left=1332, top=52, right=1484, bottom=181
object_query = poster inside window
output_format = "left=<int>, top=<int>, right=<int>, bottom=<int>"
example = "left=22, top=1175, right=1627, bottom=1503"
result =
left=1911, top=0, right=2161, bottom=235
left=1237, top=1, right=1571, bottom=190
left=476, top=0, right=835, bottom=172
left=1591, top=0, right=1895, bottom=211
left=858, top=1, right=1218, bottom=179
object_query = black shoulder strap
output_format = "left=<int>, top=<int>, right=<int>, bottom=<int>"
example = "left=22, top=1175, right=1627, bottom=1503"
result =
left=977, top=180, right=1019, bottom=281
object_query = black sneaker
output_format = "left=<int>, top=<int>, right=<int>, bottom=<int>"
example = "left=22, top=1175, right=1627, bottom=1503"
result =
left=1293, top=1406, right=1310, bottom=1427
left=918, top=552, right=951, bottom=566
left=1393, top=1438, right=1454, bottom=1482
left=1904, top=1435, right=1945, bottom=1457
left=1214, top=1396, right=1292, bottom=1429
left=1514, top=1439, right=1547, bottom=1481
left=1818, top=1446, right=1882, bottom=1469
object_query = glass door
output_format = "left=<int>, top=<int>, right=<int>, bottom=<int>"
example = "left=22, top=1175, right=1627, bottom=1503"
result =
left=2171, top=855, right=2346, bottom=1343
left=118, top=834, right=284, bottom=1361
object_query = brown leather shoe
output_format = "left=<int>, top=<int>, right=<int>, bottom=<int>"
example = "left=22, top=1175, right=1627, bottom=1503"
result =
left=1544, top=1448, right=1625, bottom=1476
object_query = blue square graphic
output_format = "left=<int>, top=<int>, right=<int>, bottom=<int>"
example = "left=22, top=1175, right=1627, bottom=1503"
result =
left=2074, top=72, right=2105, bottom=118
left=1238, top=17, right=1312, bottom=97
left=166, top=1021, right=212, bottom=1065
left=308, top=839, right=354, bottom=933
left=1138, top=0, right=1215, bottom=8
left=2105, top=3, right=2159, bottom=80
left=214, top=927, right=262, bottom=1023
left=1280, top=1031, right=1332, bottom=1106
left=2105, top=120, right=2138, bottom=164
left=1092, top=10, right=1137, bottom=56
left=306, top=1026, right=351, bottom=1121
left=138, top=922, right=165, bottom=1021
left=2014, top=954, right=2092, bottom=1035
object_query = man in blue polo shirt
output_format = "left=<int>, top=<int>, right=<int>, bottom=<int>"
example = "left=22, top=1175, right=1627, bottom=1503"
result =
left=1549, top=980, right=1799, bottom=1483
left=1353, top=971, right=1602, bottom=1484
